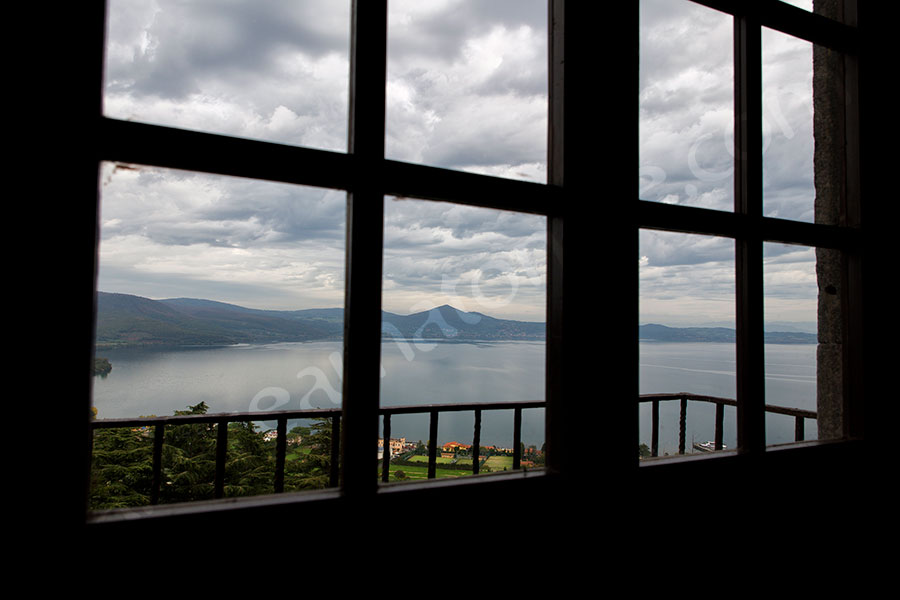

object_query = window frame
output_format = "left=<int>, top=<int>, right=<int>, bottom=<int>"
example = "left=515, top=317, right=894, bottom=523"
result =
left=71, top=0, right=869, bottom=531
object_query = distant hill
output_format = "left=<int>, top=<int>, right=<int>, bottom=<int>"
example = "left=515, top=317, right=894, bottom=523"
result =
left=381, top=304, right=545, bottom=341
left=95, top=293, right=816, bottom=348
left=95, top=292, right=343, bottom=348
left=94, top=292, right=545, bottom=348
left=639, top=323, right=817, bottom=344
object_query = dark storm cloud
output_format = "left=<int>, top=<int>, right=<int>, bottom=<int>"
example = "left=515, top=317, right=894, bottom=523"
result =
left=106, top=0, right=349, bottom=100
left=101, top=166, right=345, bottom=248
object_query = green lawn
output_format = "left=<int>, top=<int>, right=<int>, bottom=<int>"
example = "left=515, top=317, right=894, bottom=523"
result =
left=405, top=454, right=472, bottom=466
left=382, top=453, right=524, bottom=482
left=384, top=463, right=473, bottom=481
left=484, top=455, right=514, bottom=470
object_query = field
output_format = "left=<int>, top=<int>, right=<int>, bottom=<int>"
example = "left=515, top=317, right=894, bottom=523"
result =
left=483, top=455, right=514, bottom=470
left=382, top=453, right=521, bottom=482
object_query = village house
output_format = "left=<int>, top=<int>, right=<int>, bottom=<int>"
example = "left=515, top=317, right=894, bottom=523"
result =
left=377, top=437, right=407, bottom=459
left=441, top=441, right=470, bottom=454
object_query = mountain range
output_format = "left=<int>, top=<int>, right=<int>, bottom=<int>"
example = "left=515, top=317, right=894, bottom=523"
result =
left=638, top=323, right=817, bottom=344
left=94, top=292, right=545, bottom=348
left=94, top=292, right=817, bottom=348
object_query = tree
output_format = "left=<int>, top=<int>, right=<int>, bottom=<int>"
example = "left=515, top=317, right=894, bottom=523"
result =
left=90, top=425, right=154, bottom=509
left=283, top=418, right=335, bottom=491
left=224, top=421, right=274, bottom=497
left=159, top=402, right=218, bottom=504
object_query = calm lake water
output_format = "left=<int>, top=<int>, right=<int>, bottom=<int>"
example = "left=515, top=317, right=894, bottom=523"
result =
left=92, top=340, right=547, bottom=448
left=92, top=340, right=816, bottom=453
left=640, top=342, right=817, bottom=453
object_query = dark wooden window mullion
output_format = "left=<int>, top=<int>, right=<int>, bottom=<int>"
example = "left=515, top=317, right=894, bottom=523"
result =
left=427, top=411, right=438, bottom=479
left=342, top=0, right=387, bottom=497
left=836, top=0, right=864, bottom=442
left=546, top=0, right=639, bottom=479
left=472, top=409, right=482, bottom=475
left=513, top=408, right=523, bottom=470
left=151, top=423, right=165, bottom=504
left=274, top=417, right=287, bottom=493
left=690, top=0, right=858, bottom=55
left=214, top=418, right=229, bottom=499
left=734, top=14, right=766, bottom=455
left=380, top=414, right=391, bottom=483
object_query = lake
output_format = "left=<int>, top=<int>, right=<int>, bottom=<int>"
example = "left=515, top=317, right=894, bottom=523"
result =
left=92, top=339, right=548, bottom=449
left=640, top=341, right=818, bottom=453
left=91, top=340, right=817, bottom=454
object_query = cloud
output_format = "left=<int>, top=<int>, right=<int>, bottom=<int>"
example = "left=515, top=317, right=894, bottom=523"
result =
left=98, top=163, right=347, bottom=310
left=639, top=0, right=735, bottom=211
left=386, top=0, right=547, bottom=180
left=382, top=198, right=546, bottom=320
left=102, top=1, right=549, bottom=321
left=99, top=0, right=819, bottom=326
left=104, top=0, right=351, bottom=150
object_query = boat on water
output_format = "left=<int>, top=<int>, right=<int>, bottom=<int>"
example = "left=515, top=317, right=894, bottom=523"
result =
left=693, top=440, right=726, bottom=452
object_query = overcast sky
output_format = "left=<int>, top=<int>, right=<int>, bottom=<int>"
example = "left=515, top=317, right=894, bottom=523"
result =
left=99, top=0, right=817, bottom=328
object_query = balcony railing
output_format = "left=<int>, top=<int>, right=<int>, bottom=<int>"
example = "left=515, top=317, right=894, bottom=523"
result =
left=90, top=400, right=545, bottom=506
left=640, top=393, right=818, bottom=457
left=378, top=400, right=545, bottom=481
left=90, top=393, right=817, bottom=507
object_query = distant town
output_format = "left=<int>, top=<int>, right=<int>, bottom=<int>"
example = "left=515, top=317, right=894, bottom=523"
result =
left=377, top=436, right=545, bottom=475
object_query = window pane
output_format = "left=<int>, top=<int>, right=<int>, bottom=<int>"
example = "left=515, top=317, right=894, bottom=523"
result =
left=764, top=243, right=821, bottom=446
left=103, top=0, right=351, bottom=152
left=91, top=163, right=346, bottom=507
left=763, top=28, right=814, bottom=222
left=639, top=0, right=734, bottom=211
left=380, top=197, right=546, bottom=483
left=639, top=230, right=736, bottom=459
left=779, top=0, right=812, bottom=12
left=386, top=0, right=548, bottom=183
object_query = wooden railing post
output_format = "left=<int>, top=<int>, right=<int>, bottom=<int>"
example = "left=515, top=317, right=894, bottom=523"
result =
left=715, top=402, right=725, bottom=450
left=679, top=396, right=688, bottom=454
